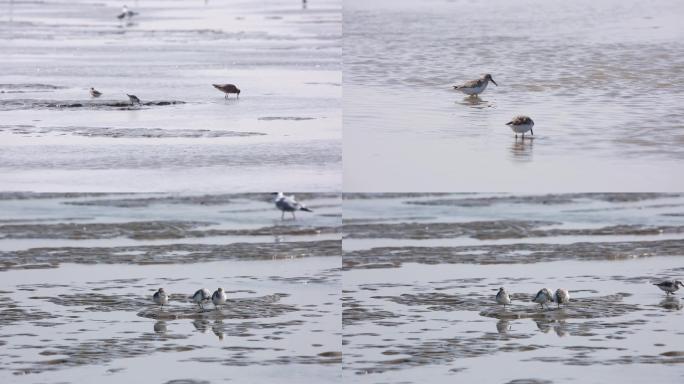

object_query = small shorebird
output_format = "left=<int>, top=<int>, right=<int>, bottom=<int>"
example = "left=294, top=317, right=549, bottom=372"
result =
left=117, top=5, right=138, bottom=20
left=554, top=288, right=570, bottom=308
left=273, top=192, right=313, bottom=220
left=654, top=280, right=684, bottom=295
left=532, top=288, right=553, bottom=309
left=192, top=288, right=212, bottom=309
left=153, top=288, right=168, bottom=310
left=212, top=84, right=241, bottom=98
left=506, top=115, right=534, bottom=138
left=89, top=87, right=102, bottom=98
left=453, top=74, right=497, bottom=96
left=496, top=287, right=512, bottom=309
left=212, top=287, right=227, bottom=310
left=127, top=94, right=141, bottom=105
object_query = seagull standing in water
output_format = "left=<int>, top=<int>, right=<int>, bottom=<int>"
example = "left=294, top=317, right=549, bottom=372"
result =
left=273, top=192, right=313, bottom=220
left=496, top=287, right=511, bottom=309
left=192, top=288, right=212, bottom=309
left=654, top=280, right=684, bottom=295
left=453, top=74, right=497, bottom=97
left=127, top=94, right=141, bottom=105
left=89, top=87, right=102, bottom=98
left=117, top=5, right=138, bottom=20
left=554, top=288, right=570, bottom=308
left=532, top=288, right=553, bottom=309
left=153, top=288, right=168, bottom=310
left=212, top=287, right=227, bottom=310
left=506, top=115, right=534, bottom=138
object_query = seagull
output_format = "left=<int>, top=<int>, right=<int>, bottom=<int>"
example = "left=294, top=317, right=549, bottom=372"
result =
left=532, top=288, right=553, bottom=309
left=496, top=287, right=511, bottom=309
left=212, top=287, right=227, bottom=310
left=654, top=280, right=684, bottom=295
left=554, top=288, right=570, bottom=308
left=506, top=115, right=534, bottom=138
left=273, top=192, right=313, bottom=220
left=453, top=74, right=497, bottom=96
left=117, top=5, right=138, bottom=20
left=192, top=288, right=212, bottom=309
left=153, top=288, right=168, bottom=310
left=89, top=87, right=102, bottom=98
left=127, top=94, right=141, bottom=105
left=212, top=84, right=241, bottom=98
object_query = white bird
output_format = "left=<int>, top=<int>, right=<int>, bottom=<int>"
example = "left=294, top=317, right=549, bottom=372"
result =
left=117, top=5, right=138, bottom=20
left=153, top=288, right=168, bottom=310
left=273, top=192, right=313, bottom=220
left=192, top=288, right=212, bottom=309
left=654, top=280, right=684, bottom=295
left=453, top=73, right=497, bottom=96
left=212, top=287, right=227, bottom=310
left=89, top=87, right=102, bottom=98
left=554, top=288, right=570, bottom=308
left=506, top=115, right=534, bottom=138
left=532, top=288, right=553, bottom=309
left=496, top=287, right=511, bottom=309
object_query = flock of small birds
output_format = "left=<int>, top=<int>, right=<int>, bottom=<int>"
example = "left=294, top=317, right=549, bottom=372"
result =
left=453, top=73, right=534, bottom=138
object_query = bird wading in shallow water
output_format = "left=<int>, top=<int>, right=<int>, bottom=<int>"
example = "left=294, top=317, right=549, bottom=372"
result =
left=192, top=288, right=212, bottom=309
left=554, top=288, right=570, bottom=308
left=273, top=192, right=313, bottom=220
left=89, top=87, right=102, bottom=98
left=496, top=287, right=512, bottom=309
left=127, top=94, right=141, bottom=105
left=532, top=288, right=553, bottom=309
left=153, top=288, right=168, bottom=310
left=654, top=280, right=684, bottom=295
left=212, top=84, right=241, bottom=98
left=506, top=115, right=534, bottom=138
left=212, top=287, right=227, bottom=310
left=453, top=74, right=497, bottom=97
left=117, top=5, right=138, bottom=20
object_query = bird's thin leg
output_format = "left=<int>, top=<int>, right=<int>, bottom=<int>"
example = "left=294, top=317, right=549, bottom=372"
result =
left=281, top=211, right=285, bottom=220
left=531, top=128, right=534, bottom=136
left=292, top=212, right=296, bottom=220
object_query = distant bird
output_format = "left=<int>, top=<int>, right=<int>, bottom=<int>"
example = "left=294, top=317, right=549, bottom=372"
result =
left=532, top=288, right=553, bottom=309
left=506, top=115, right=534, bottom=138
left=117, top=5, right=138, bottom=20
left=212, top=287, right=227, bottom=310
left=212, top=84, right=241, bottom=98
left=496, top=287, right=511, bottom=309
left=654, top=280, right=684, bottom=295
left=153, top=288, right=168, bottom=310
left=89, top=87, right=102, bottom=98
left=453, top=74, right=497, bottom=96
left=127, top=94, right=141, bottom=105
left=192, top=288, right=212, bottom=309
left=554, top=288, right=570, bottom=308
left=273, top=192, right=313, bottom=220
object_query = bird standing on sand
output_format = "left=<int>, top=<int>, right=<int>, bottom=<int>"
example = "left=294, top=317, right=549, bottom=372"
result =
left=192, top=288, right=212, bottom=309
left=273, top=192, right=313, bottom=220
left=153, top=288, right=168, bottom=310
left=117, top=5, right=138, bottom=20
left=654, top=280, right=684, bottom=295
left=127, top=94, right=141, bottom=105
left=496, top=287, right=512, bottom=309
left=453, top=74, right=497, bottom=96
left=212, top=288, right=227, bottom=310
left=532, top=288, right=553, bottom=309
left=506, top=115, right=534, bottom=138
left=554, top=288, right=570, bottom=308
left=212, top=84, right=241, bottom=98
left=90, top=87, right=102, bottom=98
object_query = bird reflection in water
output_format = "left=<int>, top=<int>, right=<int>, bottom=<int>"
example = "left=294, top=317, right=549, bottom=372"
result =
left=553, top=320, right=568, bottom=337
left=510, top=135, right=534, bottom=162
left=153, top=321, right=167, bottom=334
left=496, top=319, right=511, bottom=334
left=660, top=296, right=682, bottom=310
left=212, top=319, right=225, bottom=340
left=193, top=319, right=211, bottom=333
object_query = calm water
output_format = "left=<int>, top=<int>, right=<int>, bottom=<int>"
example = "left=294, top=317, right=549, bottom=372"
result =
left=344, top=0, right=684, bottom=191
left=0, top=0, right=341, bottom=192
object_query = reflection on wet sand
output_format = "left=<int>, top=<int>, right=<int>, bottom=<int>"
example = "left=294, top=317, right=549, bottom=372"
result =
left=154, top=321, right=168, bottom=334
left=456, top=95, right=492, bottom=109
left=510, top=136, right=534, bottom=162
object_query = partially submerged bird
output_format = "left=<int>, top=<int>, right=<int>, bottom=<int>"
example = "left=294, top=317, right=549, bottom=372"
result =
left=506, top=115, right=534, bottom=138
left=453, top=74, right=497, bottom=96
left=554, top=288, right=570, bottom=308
left=89, top=87, right=102, bottom=98
left=496, top=287, right=511, bottom=309
left=153, top=288, right=168, bottom=310
left=654, top=280, right=684, bottom=295
left=212, top=287, right=227, bottom=310
left=192, top=288, right=212, bottom=309
left=532, top=288, right=553, bottom=309
left=273, top=192, right=313, bottom=220
left=127, top=94, right=141, bottom=105
left=212, top=84, right=241, bottom=98
left=117, top=5, right=138, bottom=20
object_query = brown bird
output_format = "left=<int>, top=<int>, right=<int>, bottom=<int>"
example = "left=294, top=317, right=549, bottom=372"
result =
left=212, top=84, right=241, bottom=98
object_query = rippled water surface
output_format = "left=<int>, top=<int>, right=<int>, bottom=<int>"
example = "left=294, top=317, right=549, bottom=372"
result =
left=342, top=193, right=684, bottom=383
left=0, top=0, right=341, bottom=192
left=343, top=0, right=684, bottom=191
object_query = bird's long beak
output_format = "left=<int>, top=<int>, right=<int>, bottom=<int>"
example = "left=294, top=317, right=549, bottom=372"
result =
left=490, top=78, right=498, bottom=86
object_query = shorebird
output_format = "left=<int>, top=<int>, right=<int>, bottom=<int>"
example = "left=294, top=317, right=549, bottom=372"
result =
left=453, top=74, right=497, bottom=96
left=532, top=288, right=553, bottom=309
left=273, top=192, right=313, bottom=220
left=192, top=288, right=212, bottom=309
left=654, top=280, right=684, bottom=295
left=212, top=84, right=241, bottom=98
left=89, top=87, right=102, bottom=98
left=117, top=5, right=138, bottom=20
left=153, top=288, right=168, bottom=310
left=554, top=288, right=570, bottom=308
left=212, top=287, right=227, bottom=310
left=127, top=94, right=141, bottom=105
left=506, top=115, right=534, bottom=138
left=496, top=287, right=512, bottom=309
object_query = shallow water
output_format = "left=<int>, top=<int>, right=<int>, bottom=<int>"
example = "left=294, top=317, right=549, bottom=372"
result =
left=342, top=193, right=684, bottom=382
left=0, top=0, right=341, bottom=192
left=343, top=0, right=684, bottom=191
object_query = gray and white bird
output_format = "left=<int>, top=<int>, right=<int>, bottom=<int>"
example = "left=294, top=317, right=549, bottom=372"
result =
left=453, top=74, right=497, bottom=96
left=212, top=287, right=227, bottom=310
left=192, top=288, right=212, bottom=309
left=496, top=287, right=511, bottom=309
left=153, top=288, right=168, bottom=310
left=554, top=288, right=570, bottom=308
left=117, top=5, right=138, bottom=20
left=273, top=192, right=313, bottom=220
left=654, top=280, right=684, bottom=295
left=506, top=115, right=534, bottom=138
left=212, top=84, right=241, bottom=98
left=532, top=288, right=553, bottom=309
left=127, top=94, right=141, bottom=105
left=90, top=87, right=102, bottom=98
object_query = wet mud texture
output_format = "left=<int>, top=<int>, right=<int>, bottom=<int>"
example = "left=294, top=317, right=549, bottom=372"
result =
left=402, top=193, right=683, bottom=207
left=137, top=294, right=297, bottom=320
left=0, top=125, right=264, bottom=138
left=0, top=99, right=185, bottom=111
